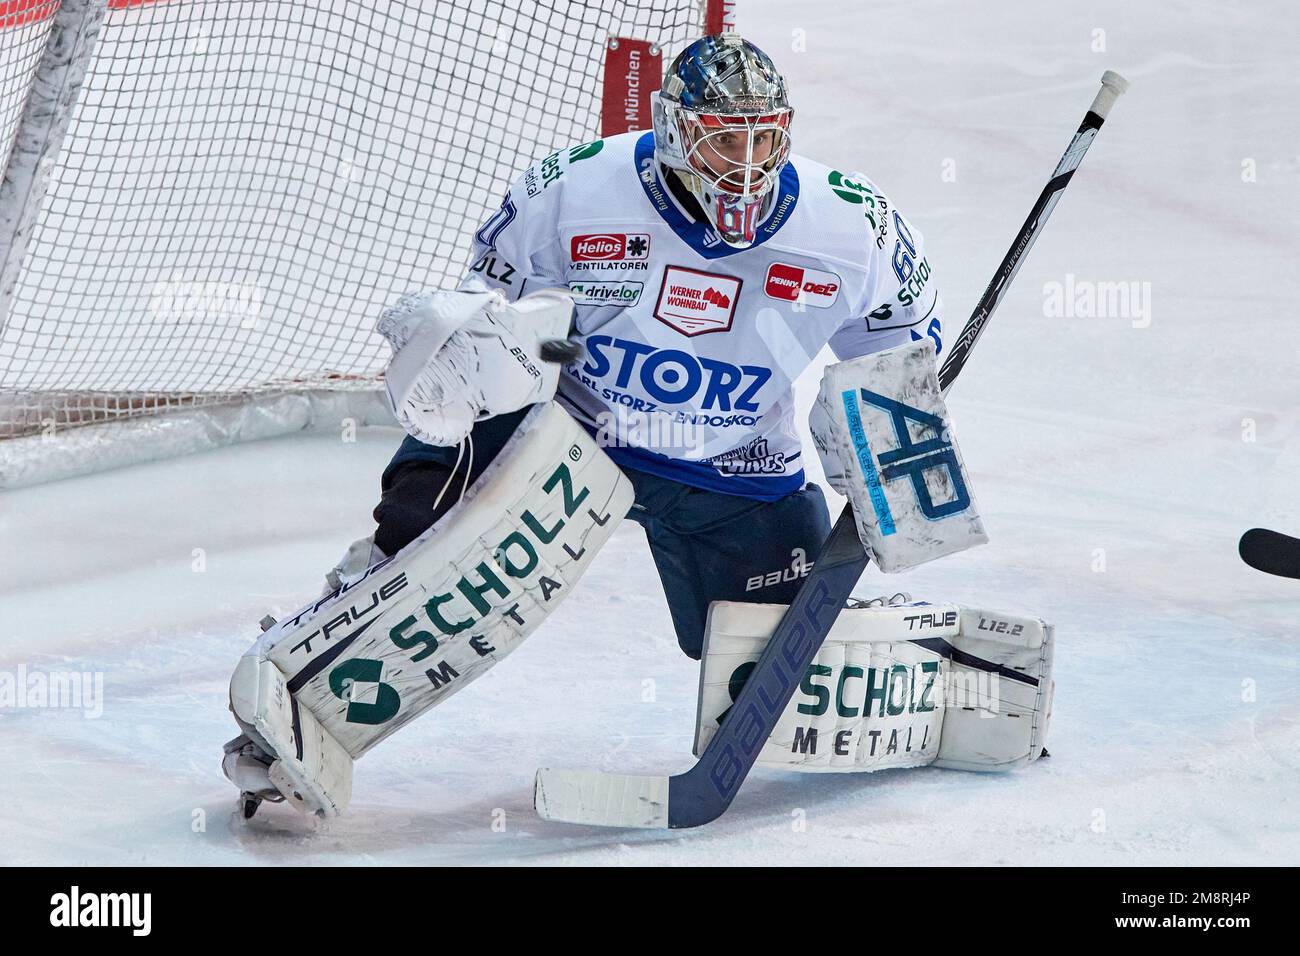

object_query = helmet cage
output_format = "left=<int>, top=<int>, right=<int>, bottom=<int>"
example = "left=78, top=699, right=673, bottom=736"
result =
left=675, top=108, right=793, bottom=201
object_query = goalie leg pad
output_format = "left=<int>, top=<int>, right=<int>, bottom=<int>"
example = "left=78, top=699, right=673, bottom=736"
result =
left=228, top=401, right=633, bottom=813
left=930, top=607, right=1055, bottom=772
left=229, top=656, right=354, bottom=816
left=694, top=598, right=1054, bottom=774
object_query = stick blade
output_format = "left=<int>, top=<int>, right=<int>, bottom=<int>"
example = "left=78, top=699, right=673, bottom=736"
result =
left=1239, top=528, right=1300, bottom=579
left=534, top=769, right=670, bottom=828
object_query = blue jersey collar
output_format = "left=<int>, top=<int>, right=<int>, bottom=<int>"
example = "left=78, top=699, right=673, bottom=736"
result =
left=634, top=131, right=799, bottom=259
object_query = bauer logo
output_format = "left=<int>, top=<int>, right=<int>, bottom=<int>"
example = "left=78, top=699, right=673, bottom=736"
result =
left=570, top=233, right=650, bottom=261
left=568, top=280, right=643, bottom=306
left=653, top=266, right=741, bottom=335
left=764, top=263, right=841, bottom=308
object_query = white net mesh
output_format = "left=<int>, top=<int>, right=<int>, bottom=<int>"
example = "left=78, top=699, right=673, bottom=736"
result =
left=0, top=0, right=702, bottom=439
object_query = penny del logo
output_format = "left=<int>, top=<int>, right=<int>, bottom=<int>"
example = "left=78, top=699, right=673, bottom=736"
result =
left=764, top=262, right=841, bottom=308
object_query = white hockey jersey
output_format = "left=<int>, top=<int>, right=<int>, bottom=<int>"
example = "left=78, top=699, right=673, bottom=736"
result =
left=458, top=131, right=946, bottom=501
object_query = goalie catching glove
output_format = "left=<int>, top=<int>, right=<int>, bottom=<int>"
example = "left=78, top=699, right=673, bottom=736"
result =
left=379, top=287, right=579, bottom=446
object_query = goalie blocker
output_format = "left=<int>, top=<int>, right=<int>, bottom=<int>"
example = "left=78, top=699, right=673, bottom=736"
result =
left=225, top=401, right=633, bottom=816
left=810, top=338, right=987, bottom=571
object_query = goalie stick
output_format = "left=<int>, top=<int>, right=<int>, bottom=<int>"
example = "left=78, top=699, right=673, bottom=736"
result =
left=1239, top=528, right=1300, bottom=580
left=534, top=71, right=1129, bottom=829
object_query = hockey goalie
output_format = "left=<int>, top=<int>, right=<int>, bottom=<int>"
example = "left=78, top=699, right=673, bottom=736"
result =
left=222, top=33, right=1054, bottom=820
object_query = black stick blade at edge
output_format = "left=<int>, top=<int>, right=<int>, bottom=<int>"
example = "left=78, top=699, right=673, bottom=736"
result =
left=1239, top=527, right=1300, bottom=579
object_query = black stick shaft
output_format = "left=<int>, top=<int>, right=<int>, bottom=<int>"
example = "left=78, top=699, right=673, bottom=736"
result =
left=938, top=71, right=1129, bottom=394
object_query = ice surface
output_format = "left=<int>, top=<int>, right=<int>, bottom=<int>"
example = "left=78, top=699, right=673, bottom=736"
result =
left=2, top=0, right=1298, bottom=864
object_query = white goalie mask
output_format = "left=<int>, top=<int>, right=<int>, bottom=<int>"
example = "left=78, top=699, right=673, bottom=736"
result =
left=652, top=34, right=793, bottom=248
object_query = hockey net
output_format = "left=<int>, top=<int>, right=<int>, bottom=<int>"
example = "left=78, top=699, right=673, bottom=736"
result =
left=0, top=0, right=715, bottom=486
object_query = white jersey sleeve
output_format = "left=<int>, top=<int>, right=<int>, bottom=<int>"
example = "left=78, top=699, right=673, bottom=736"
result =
left=456, top=146, right=579, bottom=302
left=827, top=179, right=946, bottom=362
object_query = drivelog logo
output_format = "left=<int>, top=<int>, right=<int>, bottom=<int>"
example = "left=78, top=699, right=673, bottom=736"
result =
left=568, top=279, right=643, bottom=306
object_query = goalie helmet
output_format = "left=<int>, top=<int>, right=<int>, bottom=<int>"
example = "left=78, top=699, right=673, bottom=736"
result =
left=652, top=33, right=793, bottom=249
